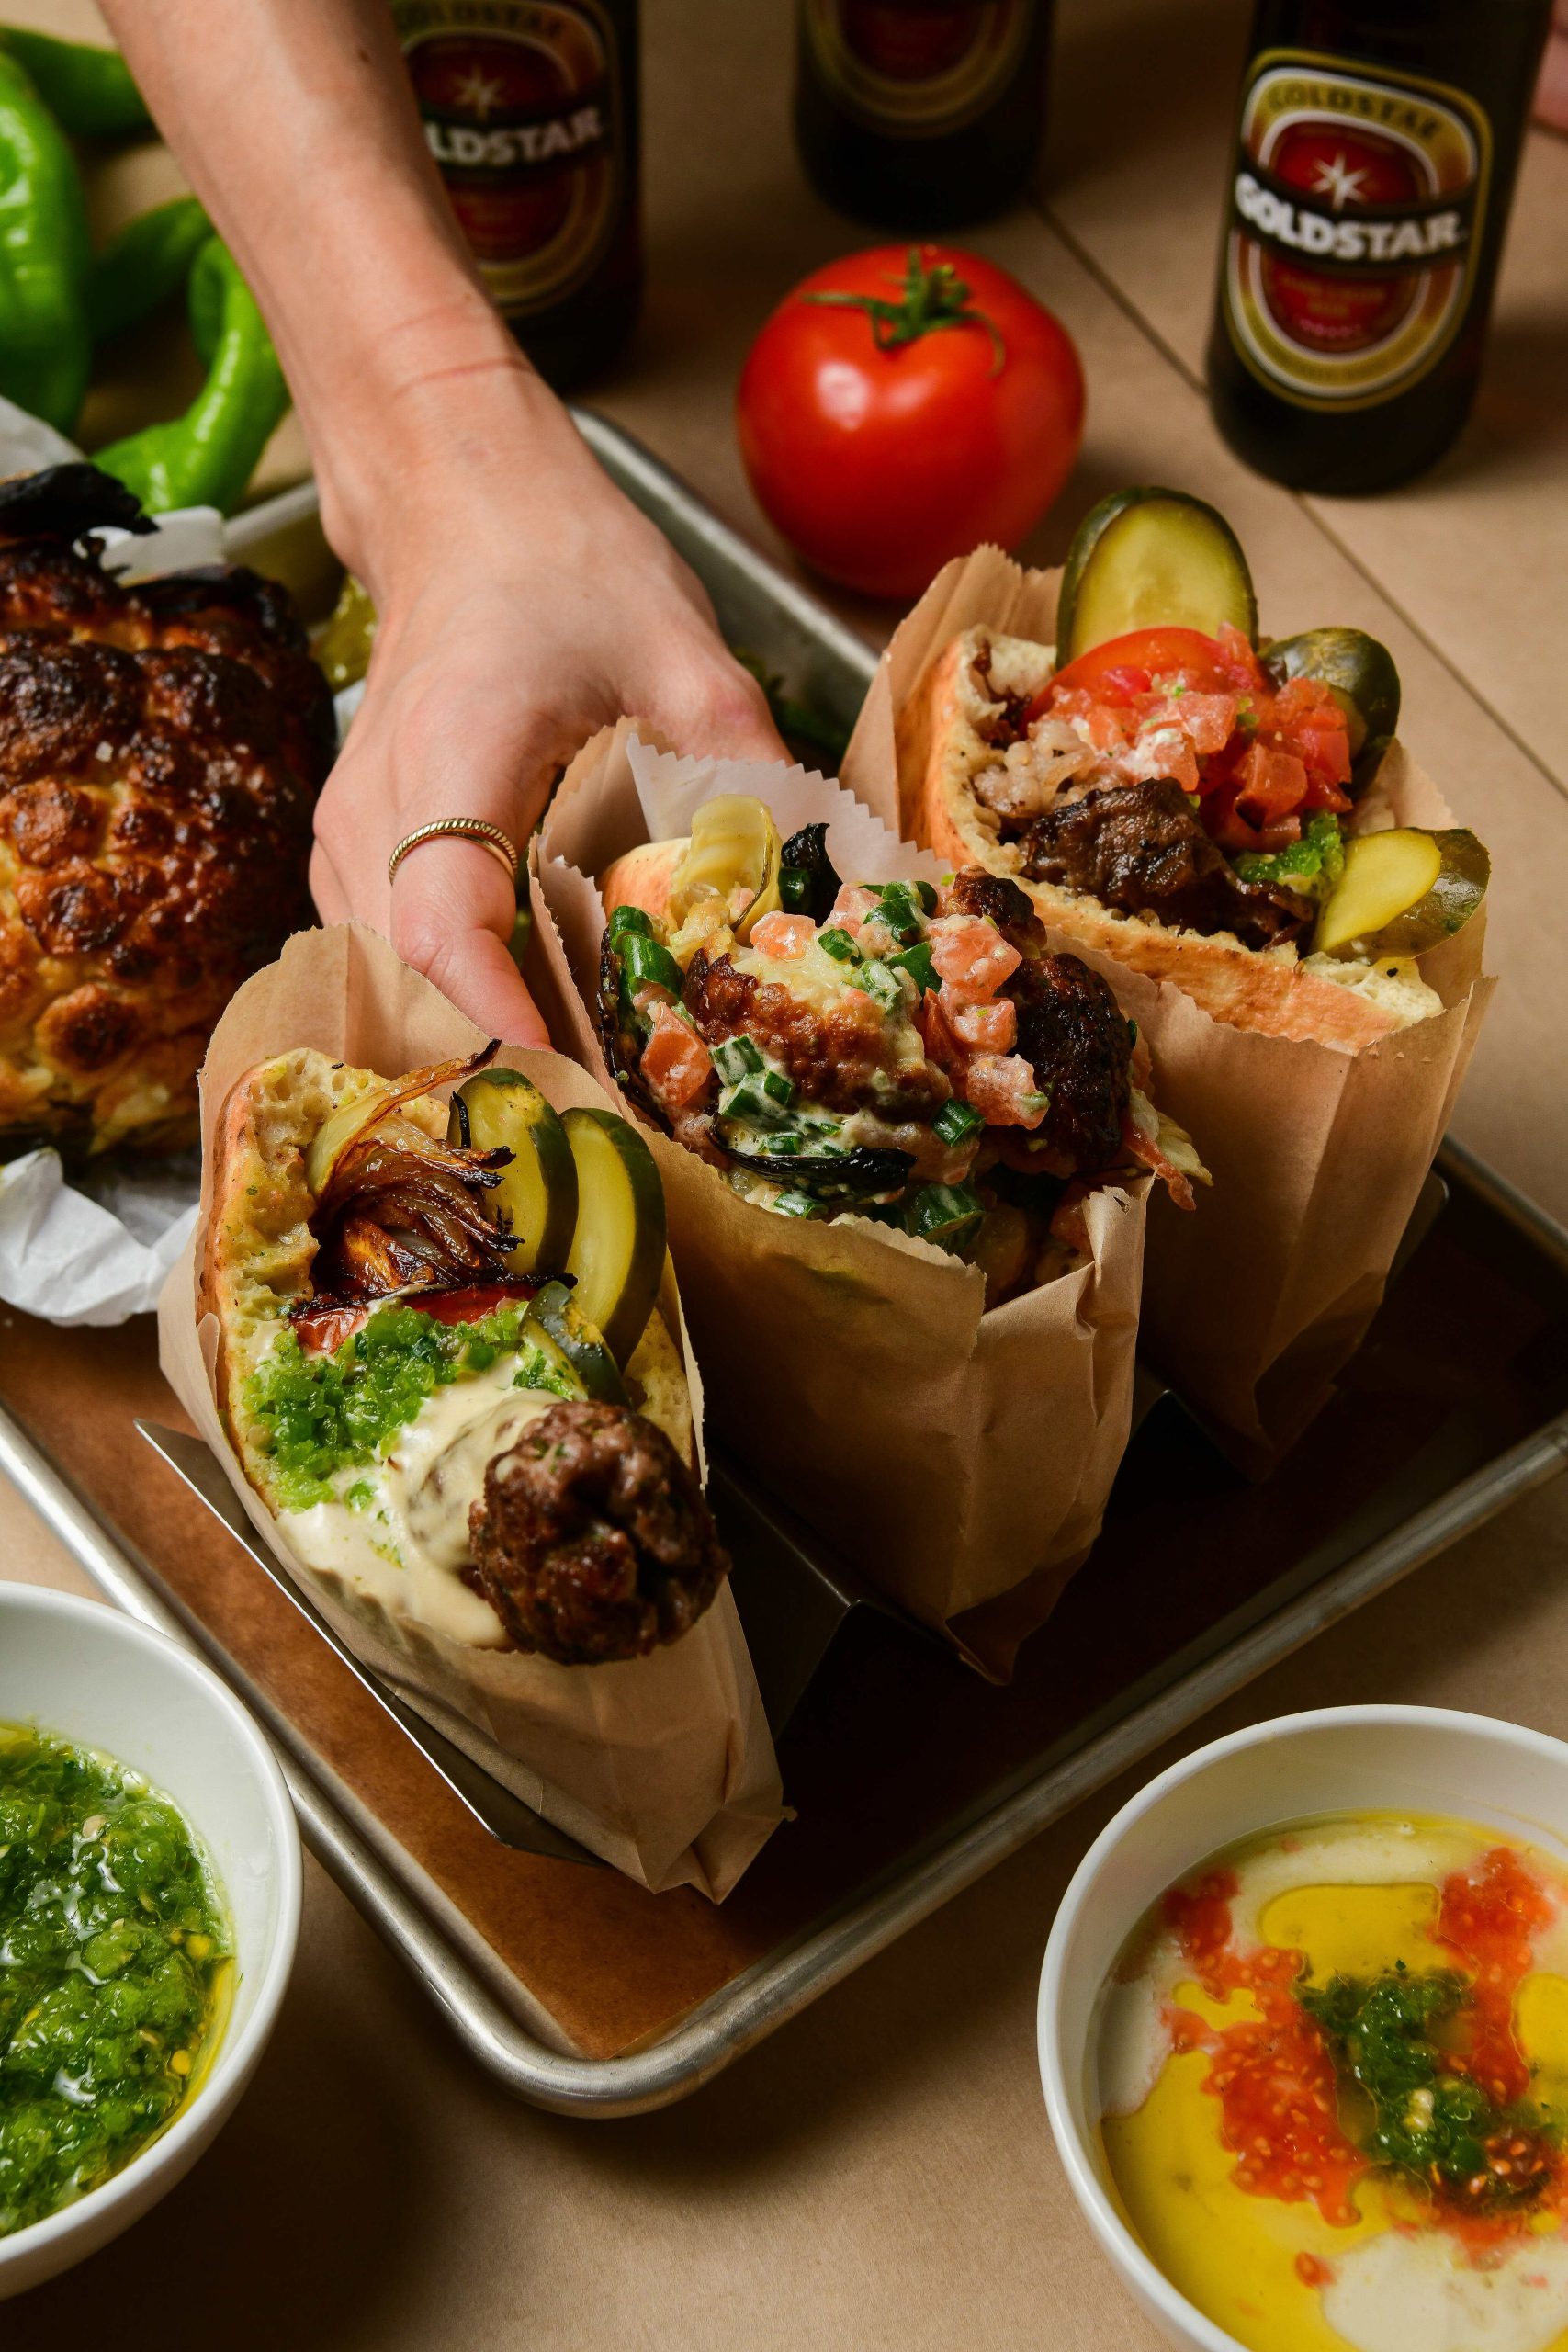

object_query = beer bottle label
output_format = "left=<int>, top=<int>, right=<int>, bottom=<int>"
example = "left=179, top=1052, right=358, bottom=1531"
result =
left=1221, top=47, right=1491, bottom=411
left=802, top=0, right=1032, bottom=138
left=395, top=0, right=622, bottom=320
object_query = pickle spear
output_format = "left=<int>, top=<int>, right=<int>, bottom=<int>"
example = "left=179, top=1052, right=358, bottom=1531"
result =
left=1314, top=828, right=1489, bottom=959
left=1056, top=486, right=1258, bottom=662
left=449, top=1069, right=579, bottom=1276
left=560, top=1107, right=667, bottom=1367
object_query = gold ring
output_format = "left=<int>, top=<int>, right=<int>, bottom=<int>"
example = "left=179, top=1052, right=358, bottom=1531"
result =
left=387, top=817, right=519, bottom=890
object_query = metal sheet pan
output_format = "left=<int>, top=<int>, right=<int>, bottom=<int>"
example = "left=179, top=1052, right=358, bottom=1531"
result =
left=5, top=415, right=1567, bottom=2113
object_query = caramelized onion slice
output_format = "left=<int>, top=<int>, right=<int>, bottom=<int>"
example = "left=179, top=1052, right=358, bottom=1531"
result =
left=304, top=1043, right=498, bottom=1199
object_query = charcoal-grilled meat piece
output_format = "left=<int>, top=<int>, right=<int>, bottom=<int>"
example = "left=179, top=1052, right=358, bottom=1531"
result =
left=1019, top=777, right=1313, bottom=951
left=469, top=1399, right=729, bottom=1665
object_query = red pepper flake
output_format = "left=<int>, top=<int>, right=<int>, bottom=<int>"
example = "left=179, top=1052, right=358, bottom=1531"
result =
left=1436, top=1847, right=1556, bottom=2109
left=1164, top=1870, right=1369, bottom=2228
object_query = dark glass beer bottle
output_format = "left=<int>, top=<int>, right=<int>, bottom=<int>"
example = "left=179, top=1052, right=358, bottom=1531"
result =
left=1207, top=0, right=1552, bottom=494
left=794, top=0, right=1053, bottom=231
left=393, top=0, right=641, bottom=390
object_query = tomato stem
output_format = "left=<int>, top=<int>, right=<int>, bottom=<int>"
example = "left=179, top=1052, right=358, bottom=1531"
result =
left=802, top=247, right=1006, bottom=376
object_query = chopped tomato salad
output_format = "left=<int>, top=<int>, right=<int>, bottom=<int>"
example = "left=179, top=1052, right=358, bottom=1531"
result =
left=1029, top=623, right=1353, bottom=854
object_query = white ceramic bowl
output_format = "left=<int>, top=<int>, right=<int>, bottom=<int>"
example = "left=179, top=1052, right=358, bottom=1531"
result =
left=1037, top=1704, right=1568, bottom=2352
left=0, top=1585, right=301, bottom=2299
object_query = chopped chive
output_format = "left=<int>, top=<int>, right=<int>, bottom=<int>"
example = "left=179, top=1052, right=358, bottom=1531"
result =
left=773, top=1191, right=820, bottom=1218
left=818, top=925, right=861, bottom=964
left=933, top=1097, right=984, bottom=1147
left=619, top=932, right=683, bottom=994
left=712, top=1035, right=764, bottom=1086
left=607, top=904, right=653, bottom=942
left=905, top=1182, right=984, bottom=1253
left=887, top=940, right=938, bottom=996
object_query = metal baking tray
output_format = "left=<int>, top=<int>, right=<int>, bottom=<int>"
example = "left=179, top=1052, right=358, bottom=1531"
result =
left=4, top=413, right=1567, bottom=2114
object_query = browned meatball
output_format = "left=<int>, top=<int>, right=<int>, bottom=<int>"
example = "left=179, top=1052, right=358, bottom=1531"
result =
left=1019, top=776, right=1312, bottom=949
left=0, top=480, right=333, bottom=1159
left=468, top=1401, right=729, bottom=1667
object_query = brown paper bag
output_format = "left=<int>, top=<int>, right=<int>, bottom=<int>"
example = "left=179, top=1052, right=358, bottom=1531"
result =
left=840, top=547, right=1495, bottom=1474
left=156, top=922, right=784, bottom=1900
left=530, top=719, right=1152, bottom=1681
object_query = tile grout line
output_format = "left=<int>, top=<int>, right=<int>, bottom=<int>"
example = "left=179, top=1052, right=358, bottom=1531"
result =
left=1036, top=198, right=1568, bottom=812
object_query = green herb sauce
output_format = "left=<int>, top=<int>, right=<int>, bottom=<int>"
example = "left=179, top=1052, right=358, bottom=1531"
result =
left=0, top=1725, right=228, bottom=2238
left=1233, top=810, right=1347, bottom=903
left=1299, top=1966, right=1559, bottom=2204
left=244, top=1302, right=576, bottom=1510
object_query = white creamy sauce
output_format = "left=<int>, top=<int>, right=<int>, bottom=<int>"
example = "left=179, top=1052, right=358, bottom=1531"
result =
left=280, top=1358, right=558, bottom=1648
left=1096, top=1974, right=1169, bottom=2119
left=1321, top=2230, right=1568, bottom=2352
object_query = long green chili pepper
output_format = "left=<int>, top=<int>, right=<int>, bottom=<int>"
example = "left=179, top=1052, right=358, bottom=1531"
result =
left=0, top=51, right=91, bottom=433
left=87, top=194, right=211, bottom=342
left=0, top=28, right=151, bottom=139
left=95, top=237, right=288, bottom=514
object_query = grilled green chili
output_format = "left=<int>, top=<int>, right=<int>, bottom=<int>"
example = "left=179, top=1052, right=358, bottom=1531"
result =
left=88, top=194, right=211, bottom=343
left=0, top=28, right=151, bottom=138
left=0, top=51, right=91, bottom=433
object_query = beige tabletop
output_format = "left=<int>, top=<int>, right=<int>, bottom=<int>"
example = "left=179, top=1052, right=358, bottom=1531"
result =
left=5, top=2, right=1568, bottom=2345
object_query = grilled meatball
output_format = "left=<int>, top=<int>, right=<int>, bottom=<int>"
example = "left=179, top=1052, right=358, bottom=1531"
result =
left=0, top=479, right=333, bottom=1159
left=940, top=867, right=1132, bottom=1173
left=1019, top=777, right=1312, bottom=950
left=468, top=1400, right=729, bottom=1666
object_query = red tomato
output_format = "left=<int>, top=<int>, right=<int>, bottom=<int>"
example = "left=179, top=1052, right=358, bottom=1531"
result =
left=1044, top=627, right=1256, bottom=704
left=736, top=244, right=1085, bottom=601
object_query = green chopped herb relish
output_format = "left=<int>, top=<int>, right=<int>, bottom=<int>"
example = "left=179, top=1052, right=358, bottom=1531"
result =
left=1234, top=810, right=1347, bottom=903
left=1299, top=1967, right=1560, bottom=2204
left=0, top=1725, right=227, bottom=2239
left=244, top=1302, right=575, bottom=1510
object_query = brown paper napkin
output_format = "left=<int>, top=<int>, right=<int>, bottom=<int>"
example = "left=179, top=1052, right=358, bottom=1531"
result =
left=155, top=922, right=784, bottom=1900
left=531, top=720, right=1153, bottom=1681
left=840, top=548, right=1495, bottom=1473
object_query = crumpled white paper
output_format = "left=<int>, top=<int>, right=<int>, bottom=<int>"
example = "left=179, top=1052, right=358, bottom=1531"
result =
left=0, top=403, right=247, bottom=1324
left=0, top=1152, right=198, bottom=1326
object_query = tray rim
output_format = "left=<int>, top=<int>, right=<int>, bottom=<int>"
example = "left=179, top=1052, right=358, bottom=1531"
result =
left=4, top=1135, right=1566, bottom=2116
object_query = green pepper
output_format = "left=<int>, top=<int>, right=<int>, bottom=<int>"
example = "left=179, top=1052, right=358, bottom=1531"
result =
left=0, top=51, right=91, bottom=434
left=88, top=195, right=210, bottom=343
left=0, top=28, right=152, bottom=138
left=94, top=236, right=288, bottom=514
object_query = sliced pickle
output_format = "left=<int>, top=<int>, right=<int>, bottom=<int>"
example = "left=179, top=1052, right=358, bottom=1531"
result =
left=559, top=1107, right=667, bottom=1367
left=1056, top=486, right=1258, bottom=662
left=524, top=1280, right=626, bottom=1406
left=1265, top=627, right=1401, bottom=794
left=448, top=1068, right=578, bottom=1275
left=1314, top=828, right=1489, bottom=959
left=668, top=795, right=782, bottom=953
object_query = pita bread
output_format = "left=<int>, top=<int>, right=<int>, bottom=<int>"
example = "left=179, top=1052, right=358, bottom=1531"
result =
left=918, top=627, right=1444, bottom=1052
left=204, top=1046, right=694, bottom=1537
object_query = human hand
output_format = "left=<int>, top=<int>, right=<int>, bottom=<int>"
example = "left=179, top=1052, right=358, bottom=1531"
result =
left=1536, top=0, right=1568, bottom=132
left=310, top=354, right=786, bottom=1045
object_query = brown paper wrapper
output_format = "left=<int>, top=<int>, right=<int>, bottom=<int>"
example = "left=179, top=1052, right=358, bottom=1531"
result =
left=155, top=922, right=784, bottom=1900
left=530, top=719, right=1152, bottom=1681
left=840, top=547, right=1496, bottom=1474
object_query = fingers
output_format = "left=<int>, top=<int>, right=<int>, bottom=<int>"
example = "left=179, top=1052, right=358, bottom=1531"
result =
left=641, top=645, right=791, bottom=766
left=390, top=837, right=550, bottom=1048
left=310, top=841, right=350, bottom=924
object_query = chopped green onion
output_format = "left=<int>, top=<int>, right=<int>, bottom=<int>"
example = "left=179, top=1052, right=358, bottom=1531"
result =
left=773, top=1191, right=820, bottom=1218
left=1019, top=1089, right=1052, bottom=1117
left=887, top=941, right=938, bottom=996
left=1126, top=1019, right=1138, bottom=1048
left=933, top=1097, right=984, bottom=1147
left=607, top=904, right=653, bottom=942
left=761, top=1067, right=795, bottom=1109
left=720, top=1076, right=788, bottom=1125
left=913, top=879, right=938, bottom=916
left=712, top=1035, right=764, bottom=1086
left=765, top=1132, right=802, bottom=1157
left=905, top=1182, right=984, bottom=1253
left=874, top=882, right=925, bottom=944
left=856, top=958, right=904, bottom=1011
left=620, top=932, right=684, bottom=994
left=818, top=926, right=861, bottom=964
left=779, top=865, right=812, bottom=912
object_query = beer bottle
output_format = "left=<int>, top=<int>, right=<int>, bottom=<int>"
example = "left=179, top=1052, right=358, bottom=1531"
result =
left=393, top=0, right=641, bottom=391
left=794, top=0, right=1053, bottom=231
left=1207, top=0, right=1552, bottom=494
